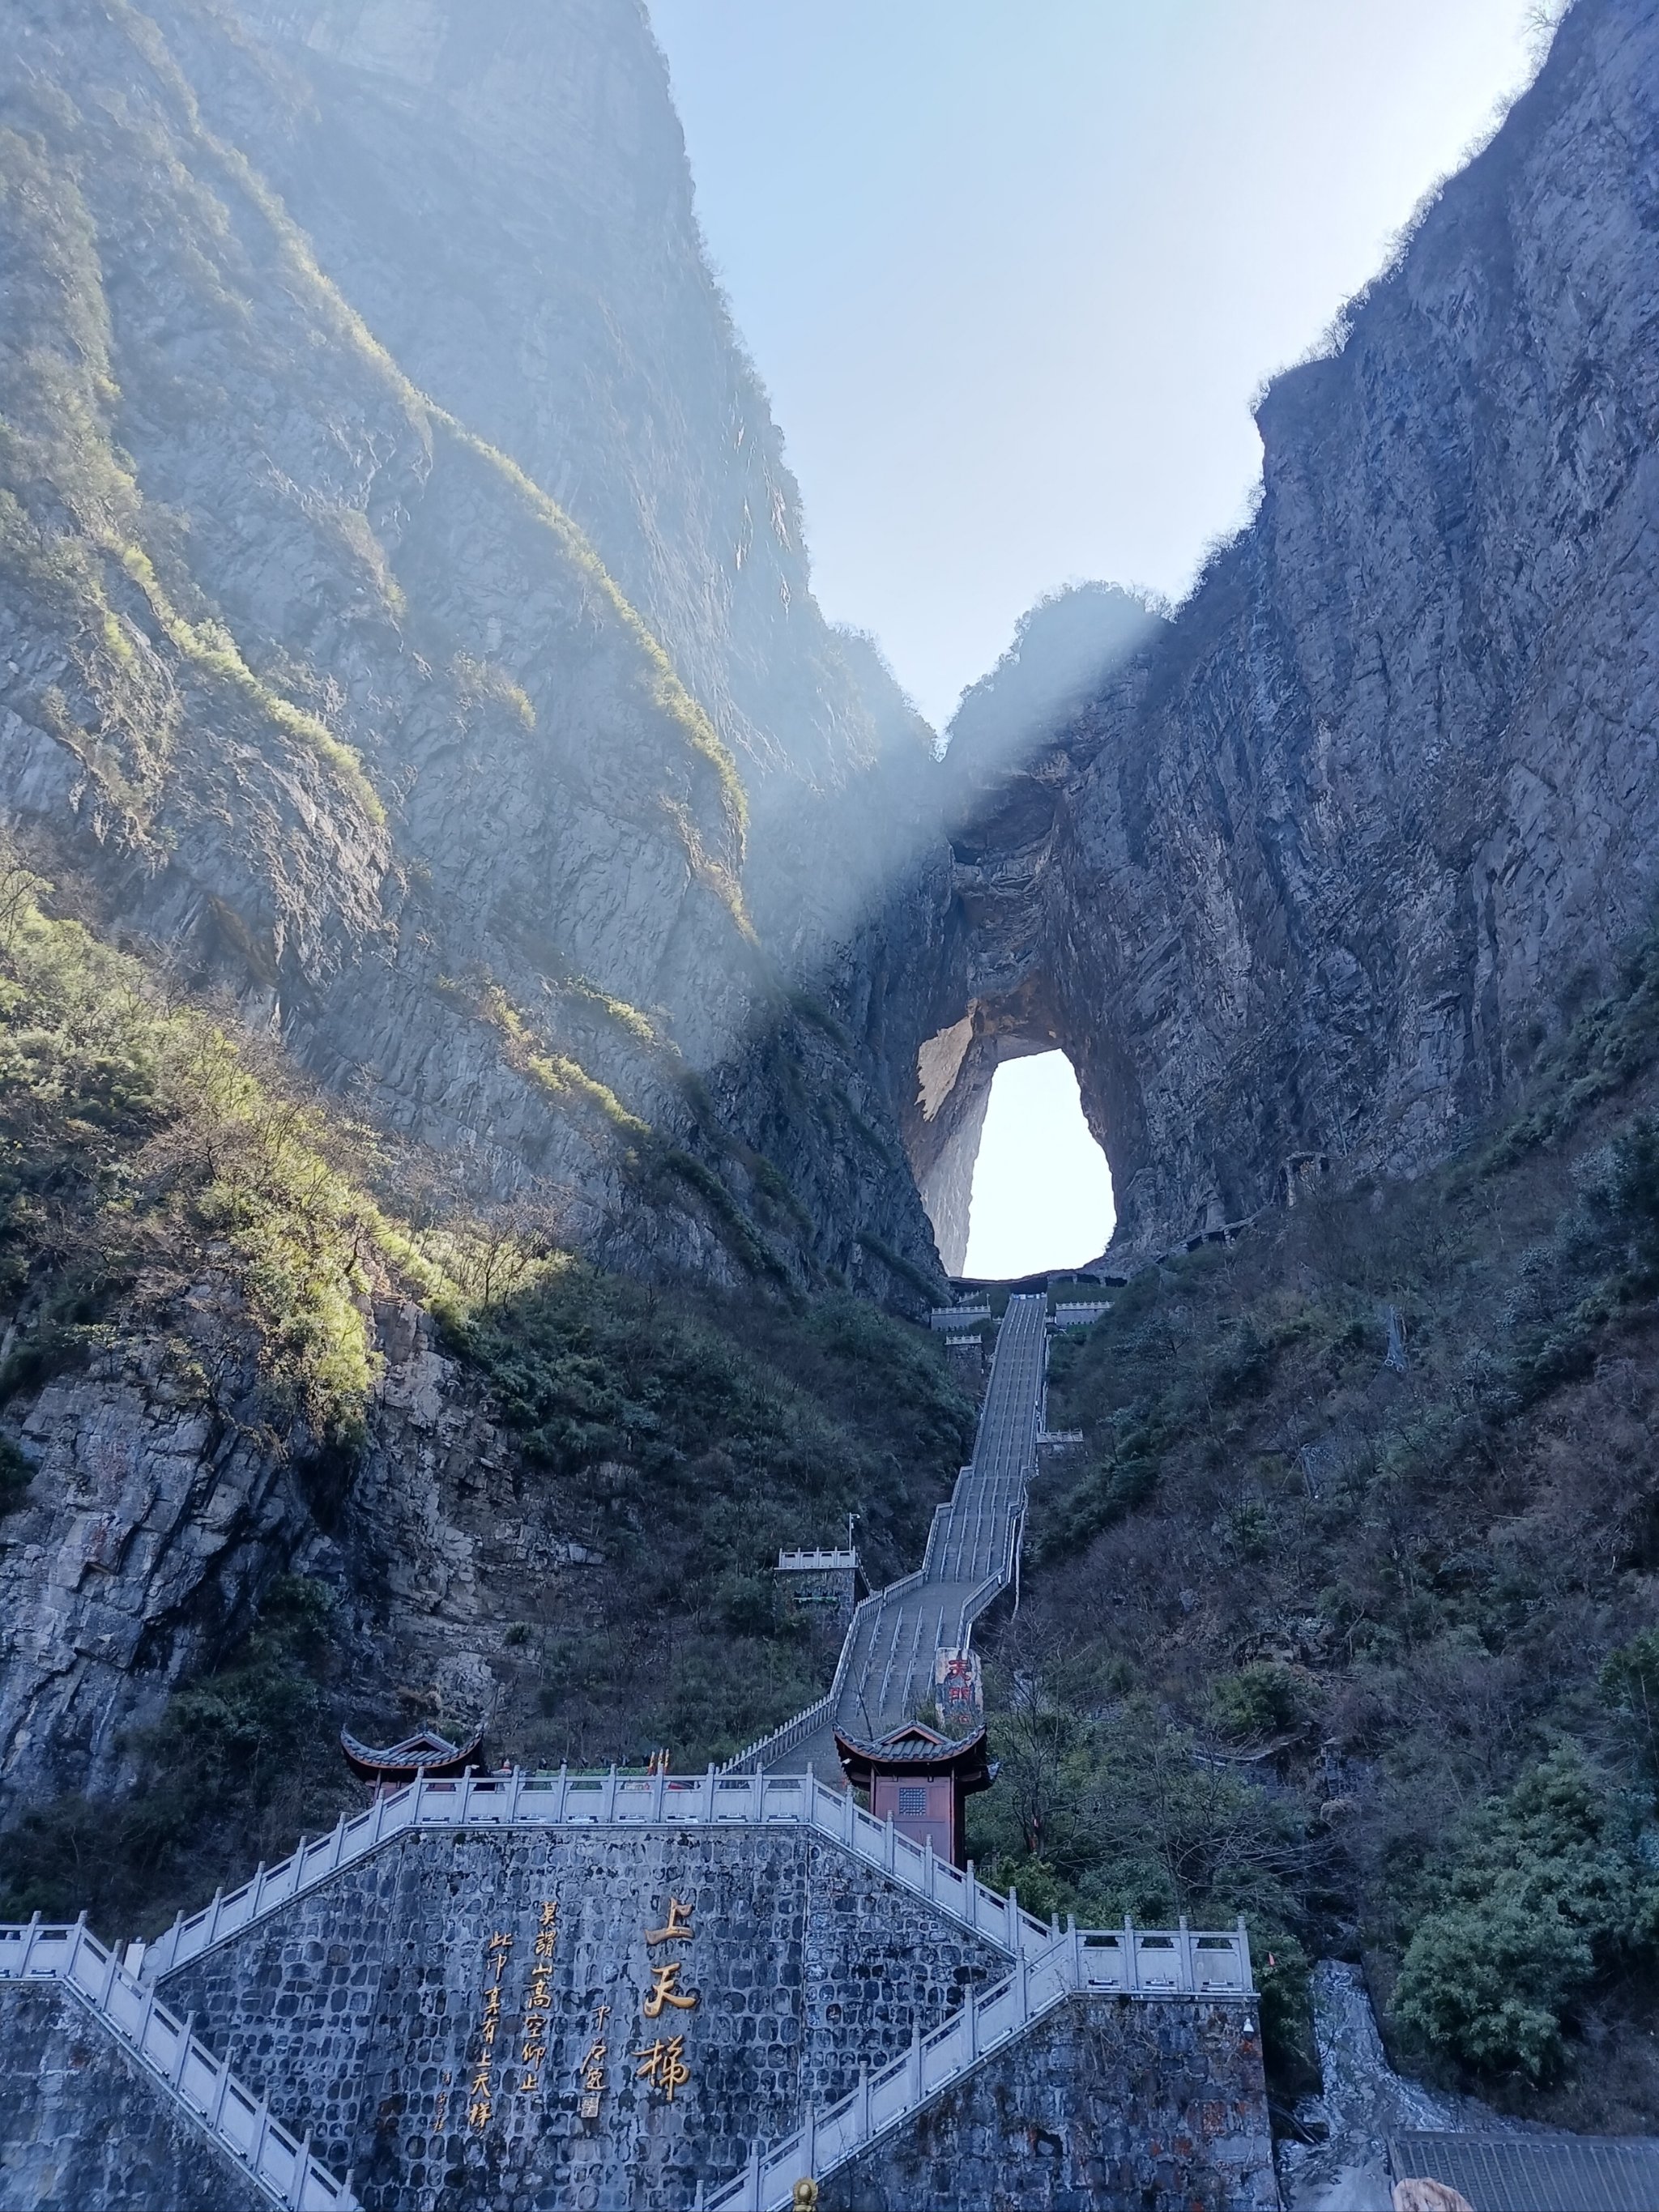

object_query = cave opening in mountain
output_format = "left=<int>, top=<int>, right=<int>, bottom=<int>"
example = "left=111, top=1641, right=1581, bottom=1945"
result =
left=960, top=1050, right=1115, bottom=1281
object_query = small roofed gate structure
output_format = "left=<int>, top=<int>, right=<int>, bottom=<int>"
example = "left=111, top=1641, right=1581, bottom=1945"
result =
left=833, top=1720, right=995, bottom=1867
left=339, top=1722, right=484, bottom=1786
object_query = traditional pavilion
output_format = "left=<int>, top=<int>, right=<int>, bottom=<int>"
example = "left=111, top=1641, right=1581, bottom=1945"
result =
left=833, top=1720, right=996, bottom=1868
left=339, top=1721, right=484, bottom=1786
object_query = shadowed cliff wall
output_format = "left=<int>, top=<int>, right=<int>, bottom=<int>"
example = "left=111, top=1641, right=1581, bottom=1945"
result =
left=911, top=0, right=1659, bottom=1260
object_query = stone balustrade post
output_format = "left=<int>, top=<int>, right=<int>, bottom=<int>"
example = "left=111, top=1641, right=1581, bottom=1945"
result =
left=556, top=1762, right=569, bottom=1822
left=704, top=1762, right=717, bottom=1822
left=1124, top=1916, right=1139, bottom=1994
left=172, top=2013, right=196, bottom=2089
left=290, top=2132, right=313, bottom=2210
left=209, top=2048, right=232, bottom=2129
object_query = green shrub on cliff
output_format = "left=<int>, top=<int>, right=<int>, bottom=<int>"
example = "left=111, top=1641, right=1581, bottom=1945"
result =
left=990, top=911, right=1659, bottom=2125
left=1389, top=1750, right=1659, bottom=2079
left=0, top=851, right=383, bottom=1445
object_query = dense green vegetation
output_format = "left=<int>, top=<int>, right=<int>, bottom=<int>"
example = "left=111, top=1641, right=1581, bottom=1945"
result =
left=0, top=850, right=974, bottom=1930
left=971, top=923, right=1659, bottom=2128
left=447, top=1269, right=975, bottom=1770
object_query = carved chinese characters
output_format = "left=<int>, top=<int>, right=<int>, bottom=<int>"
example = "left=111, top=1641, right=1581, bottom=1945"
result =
left=634, top=1894, right=698, bottom=2103
left=469, top=1930, right=514, bottom=2129
left=519, top=1899, right=557, bottom=2095
left=577, top=2000, right=612, bottom=2123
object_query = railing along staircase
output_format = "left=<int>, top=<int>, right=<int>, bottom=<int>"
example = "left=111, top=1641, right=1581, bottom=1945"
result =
left=0, top=1916, right=356, bottom=2210
left=138, top=1765, right=1057, bottom=1979
left=707, top=1916, right=1256, bottom=2211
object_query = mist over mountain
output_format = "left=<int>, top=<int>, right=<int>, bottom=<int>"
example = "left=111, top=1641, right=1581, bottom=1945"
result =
left=944, top=582, right=1166, bottom=774
left=2, top=0, right=1659, bottom=2170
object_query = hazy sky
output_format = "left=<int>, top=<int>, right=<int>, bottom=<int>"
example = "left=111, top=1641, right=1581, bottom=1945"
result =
left=647, top=0, right=1552, bottom=1275
left=650, top=0, right=1548, bottom=728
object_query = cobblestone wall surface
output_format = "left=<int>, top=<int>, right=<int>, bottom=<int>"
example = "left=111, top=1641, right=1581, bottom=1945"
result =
left=0, top=1983, right=266, bottom=2212
left=158, top=1825, right=1009, bottom=2210
left=819, top=1994, right=1277, bottom=2212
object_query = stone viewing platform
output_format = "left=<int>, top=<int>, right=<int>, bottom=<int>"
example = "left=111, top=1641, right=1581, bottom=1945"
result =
left=0, top=1766, right=1272, bottom=2210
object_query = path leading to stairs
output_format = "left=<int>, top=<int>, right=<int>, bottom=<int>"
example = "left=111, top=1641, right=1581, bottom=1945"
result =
left=748, top=1294, right=1050, bottom=1781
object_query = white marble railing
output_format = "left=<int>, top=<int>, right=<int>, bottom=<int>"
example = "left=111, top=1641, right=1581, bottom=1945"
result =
left=0, top=1916, right=356, bottom=2210
left=929, top=1306, right=991, bottom=1331
left=719, top=1558, right=929, bottom=1776
left=706, top=1918, right=1255, bottom=2210
left=139, top=1767, right=1061, bottom=1979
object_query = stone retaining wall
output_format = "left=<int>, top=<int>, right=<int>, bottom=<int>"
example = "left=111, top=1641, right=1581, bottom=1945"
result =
left=0, top=1984, right=266, bottom=2212
left=159, top=1824, right=1009, bottom=2210
left=818, top=1993, right=1277, bottom=2212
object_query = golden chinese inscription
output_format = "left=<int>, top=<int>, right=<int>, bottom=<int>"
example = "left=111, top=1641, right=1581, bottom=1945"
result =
left=644, top=1896, right=695, bottom=1946
left=636, top=1892, right=698, bottom=2099
left=468, top=1930, right=515, bottom=2129
left=633, top=2034, right=691, bottom=2102
left=577, top=2001, right=611, bottom=2122
left=518, top=1899, right=557, bottom=2094
left=642, top=1958, right=698, bottom=2017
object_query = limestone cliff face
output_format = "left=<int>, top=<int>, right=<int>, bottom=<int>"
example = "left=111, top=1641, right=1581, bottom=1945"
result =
left=0, top=1274, right=538, bottom=1802
left=912, top=0, right=1659, bottom=1262
left=0, top=0, right=946, bottom=1301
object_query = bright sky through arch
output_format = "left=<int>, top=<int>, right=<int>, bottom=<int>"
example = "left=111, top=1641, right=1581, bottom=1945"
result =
left=963, top=1055, right=1115, bottom=1281
left=646, top=0, right=1550, bottom=1271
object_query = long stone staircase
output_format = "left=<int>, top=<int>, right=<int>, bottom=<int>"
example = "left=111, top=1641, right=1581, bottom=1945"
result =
left=0, top=1290, right=1266, bottom=2210
left=724, top=1293, right=1051, bottom=1779
left=0, top=1775, right=1255, bottom=2210
left=706, top=1920, right=1254, bottom=2212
